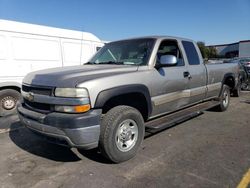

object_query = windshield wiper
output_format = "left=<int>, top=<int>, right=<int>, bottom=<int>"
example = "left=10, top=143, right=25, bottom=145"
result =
left=85, top=62, right=96, bottom=64
left=98, top=61, right=124, bottom=65
left=85, top=61, right=125, bottom=65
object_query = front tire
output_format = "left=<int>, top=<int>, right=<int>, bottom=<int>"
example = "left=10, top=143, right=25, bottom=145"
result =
left=0, top=89, right=20, bottom=117
left=99, top=105, right=145, bottom=163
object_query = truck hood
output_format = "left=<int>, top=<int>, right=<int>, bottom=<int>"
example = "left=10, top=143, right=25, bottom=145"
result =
left=23, top=65, right=138, bottom=87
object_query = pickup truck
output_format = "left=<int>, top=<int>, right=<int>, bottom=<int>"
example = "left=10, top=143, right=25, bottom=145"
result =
left=17, top=36, right=239, bottom=163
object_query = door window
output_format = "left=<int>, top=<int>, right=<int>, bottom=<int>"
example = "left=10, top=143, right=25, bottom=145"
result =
left=156, top=40, right=184, bottom=66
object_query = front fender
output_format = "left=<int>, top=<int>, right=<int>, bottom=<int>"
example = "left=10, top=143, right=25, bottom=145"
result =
left=94, top=84, right=152, bottom=117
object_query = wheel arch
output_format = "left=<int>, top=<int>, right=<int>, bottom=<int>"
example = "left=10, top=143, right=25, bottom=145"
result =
left=222, top=73, right=236, bottom=90
left=94, top=84, right=152, bottom=120
left=0, top=82, right=21, bottom=93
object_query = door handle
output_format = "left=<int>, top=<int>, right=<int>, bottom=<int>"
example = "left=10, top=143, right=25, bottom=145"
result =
left=183, top=71, right=192, bottom=79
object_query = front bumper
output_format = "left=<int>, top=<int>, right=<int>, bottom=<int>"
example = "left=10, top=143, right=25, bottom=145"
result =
left=17, top=104, right=102, bottom=149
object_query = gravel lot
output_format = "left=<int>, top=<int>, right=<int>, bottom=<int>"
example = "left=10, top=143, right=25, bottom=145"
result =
left=0, top=93, right=250, bottom=188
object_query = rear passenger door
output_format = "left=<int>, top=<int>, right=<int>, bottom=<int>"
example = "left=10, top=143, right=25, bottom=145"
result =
left=181, top=40, right=207, bottom=104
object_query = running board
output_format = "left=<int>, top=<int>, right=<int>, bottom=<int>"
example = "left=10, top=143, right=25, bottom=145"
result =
left=145, top=100, right=219, bottom=134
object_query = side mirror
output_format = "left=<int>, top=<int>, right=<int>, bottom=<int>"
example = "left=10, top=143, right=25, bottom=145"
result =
left=160, top=55, right=177, bottom=66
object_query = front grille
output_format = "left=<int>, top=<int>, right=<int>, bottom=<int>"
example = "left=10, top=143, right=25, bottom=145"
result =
left=24, top=99, right=52, bottom=113
left=22, top=85, right=53, bottom=96
left=22, top=85, right=54, bottom=113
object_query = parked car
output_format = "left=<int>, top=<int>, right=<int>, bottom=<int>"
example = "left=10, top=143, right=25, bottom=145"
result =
left=238, top=58, right=250, bottom=73
left=0, top=19, right=104, bottom=116
left=17, top=36, right=239, bottom=163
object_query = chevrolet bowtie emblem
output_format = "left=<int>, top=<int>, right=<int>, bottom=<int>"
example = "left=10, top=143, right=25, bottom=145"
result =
left=26, top=92, right=34, bottom=102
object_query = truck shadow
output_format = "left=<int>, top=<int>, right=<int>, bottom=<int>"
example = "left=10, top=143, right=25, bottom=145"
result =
left=77, top=149, right=113, bottom=164
left=9, top=121, right=81, bottom=162
left=8, top=113, right=203, bottom=164
left=144, top=113, right=203, bottom=139
left=240, top=99, right=250, bottom=104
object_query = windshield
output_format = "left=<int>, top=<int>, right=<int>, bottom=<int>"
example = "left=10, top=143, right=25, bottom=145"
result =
left=88, top=39, right=155, bottom=66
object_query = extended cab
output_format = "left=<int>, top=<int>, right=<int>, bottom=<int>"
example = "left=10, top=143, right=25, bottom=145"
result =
left=17, top=36, right=239, bottom=163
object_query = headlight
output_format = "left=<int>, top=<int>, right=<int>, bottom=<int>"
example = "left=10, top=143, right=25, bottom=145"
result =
left=54, top=88, right=90, bottom=113
left=55, top=88, right=89, bottom=98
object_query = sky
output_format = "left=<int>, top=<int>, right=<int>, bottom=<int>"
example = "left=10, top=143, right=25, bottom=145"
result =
left=0, top=0, right=250, bottom=45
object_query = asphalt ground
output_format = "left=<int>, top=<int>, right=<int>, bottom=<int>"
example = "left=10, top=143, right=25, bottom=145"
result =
left=0, top=92, right=250, bottom=188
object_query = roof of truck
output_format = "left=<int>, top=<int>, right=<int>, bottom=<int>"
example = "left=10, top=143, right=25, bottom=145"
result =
left=0, top=19, right=102, bottom=42
left=110, top=36, right=195, bottom=43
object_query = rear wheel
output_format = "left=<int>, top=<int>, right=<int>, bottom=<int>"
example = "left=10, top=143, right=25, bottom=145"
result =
left=0, top=89, right=20, bottom=117
left=215, top=85, right=230, bottom=112
left=232, top=82, right=241, bottom=97
left=99, top=105, right=145, bottom=163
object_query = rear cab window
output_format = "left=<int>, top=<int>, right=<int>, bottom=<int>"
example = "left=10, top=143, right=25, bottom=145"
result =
left=182, top=41, right=200, bottom=65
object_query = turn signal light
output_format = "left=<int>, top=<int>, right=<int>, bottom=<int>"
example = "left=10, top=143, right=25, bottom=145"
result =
left=55, top=104, right=91, bottom=113
left=74, top=104, right=91, bottom=113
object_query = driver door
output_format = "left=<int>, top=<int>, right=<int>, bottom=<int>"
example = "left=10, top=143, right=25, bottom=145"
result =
left=150, top=40, right=190, bottom=117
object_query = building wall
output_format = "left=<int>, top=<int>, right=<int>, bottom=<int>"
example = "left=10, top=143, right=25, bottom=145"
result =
left=239, top=41, right=250, bottom=58
left=215, top=43, right=239, bottom=57
left=208, top=40, right=250, bottom=58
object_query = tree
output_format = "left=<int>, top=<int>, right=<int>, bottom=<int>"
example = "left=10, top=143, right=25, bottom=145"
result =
left=207, top=46, right=218, bottom=58
left=197, top=41, right=207, bottom=58
left=197, top=41, right=218, bottom=59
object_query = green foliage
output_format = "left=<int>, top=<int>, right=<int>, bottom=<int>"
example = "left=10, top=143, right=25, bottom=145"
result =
left=197, top=41, right=218, bottom=59
left=197, top=41, right=206, bottom=58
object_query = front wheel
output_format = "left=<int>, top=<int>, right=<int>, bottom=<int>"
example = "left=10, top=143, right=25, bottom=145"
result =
left=99, top=105, right=145, bottom=163
left=214, top=85, right=230, bottom=112
left=0, top=89, right=21, bottom=117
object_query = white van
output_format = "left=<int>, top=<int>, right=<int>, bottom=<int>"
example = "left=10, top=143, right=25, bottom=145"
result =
left=0, top=19, right=104, bottom=116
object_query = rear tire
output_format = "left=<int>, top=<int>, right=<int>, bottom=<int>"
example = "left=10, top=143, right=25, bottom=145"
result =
left=0, top=89, right=20, bottom=117
left=99, top=105, right=145, bottom=163
left=214, top=85, right=230, bottom=112
left=232, top=82, right=241, bottom=97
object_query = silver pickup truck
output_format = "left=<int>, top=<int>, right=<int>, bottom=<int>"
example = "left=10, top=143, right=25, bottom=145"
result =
left=17, top=36, right=239, bottom=163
